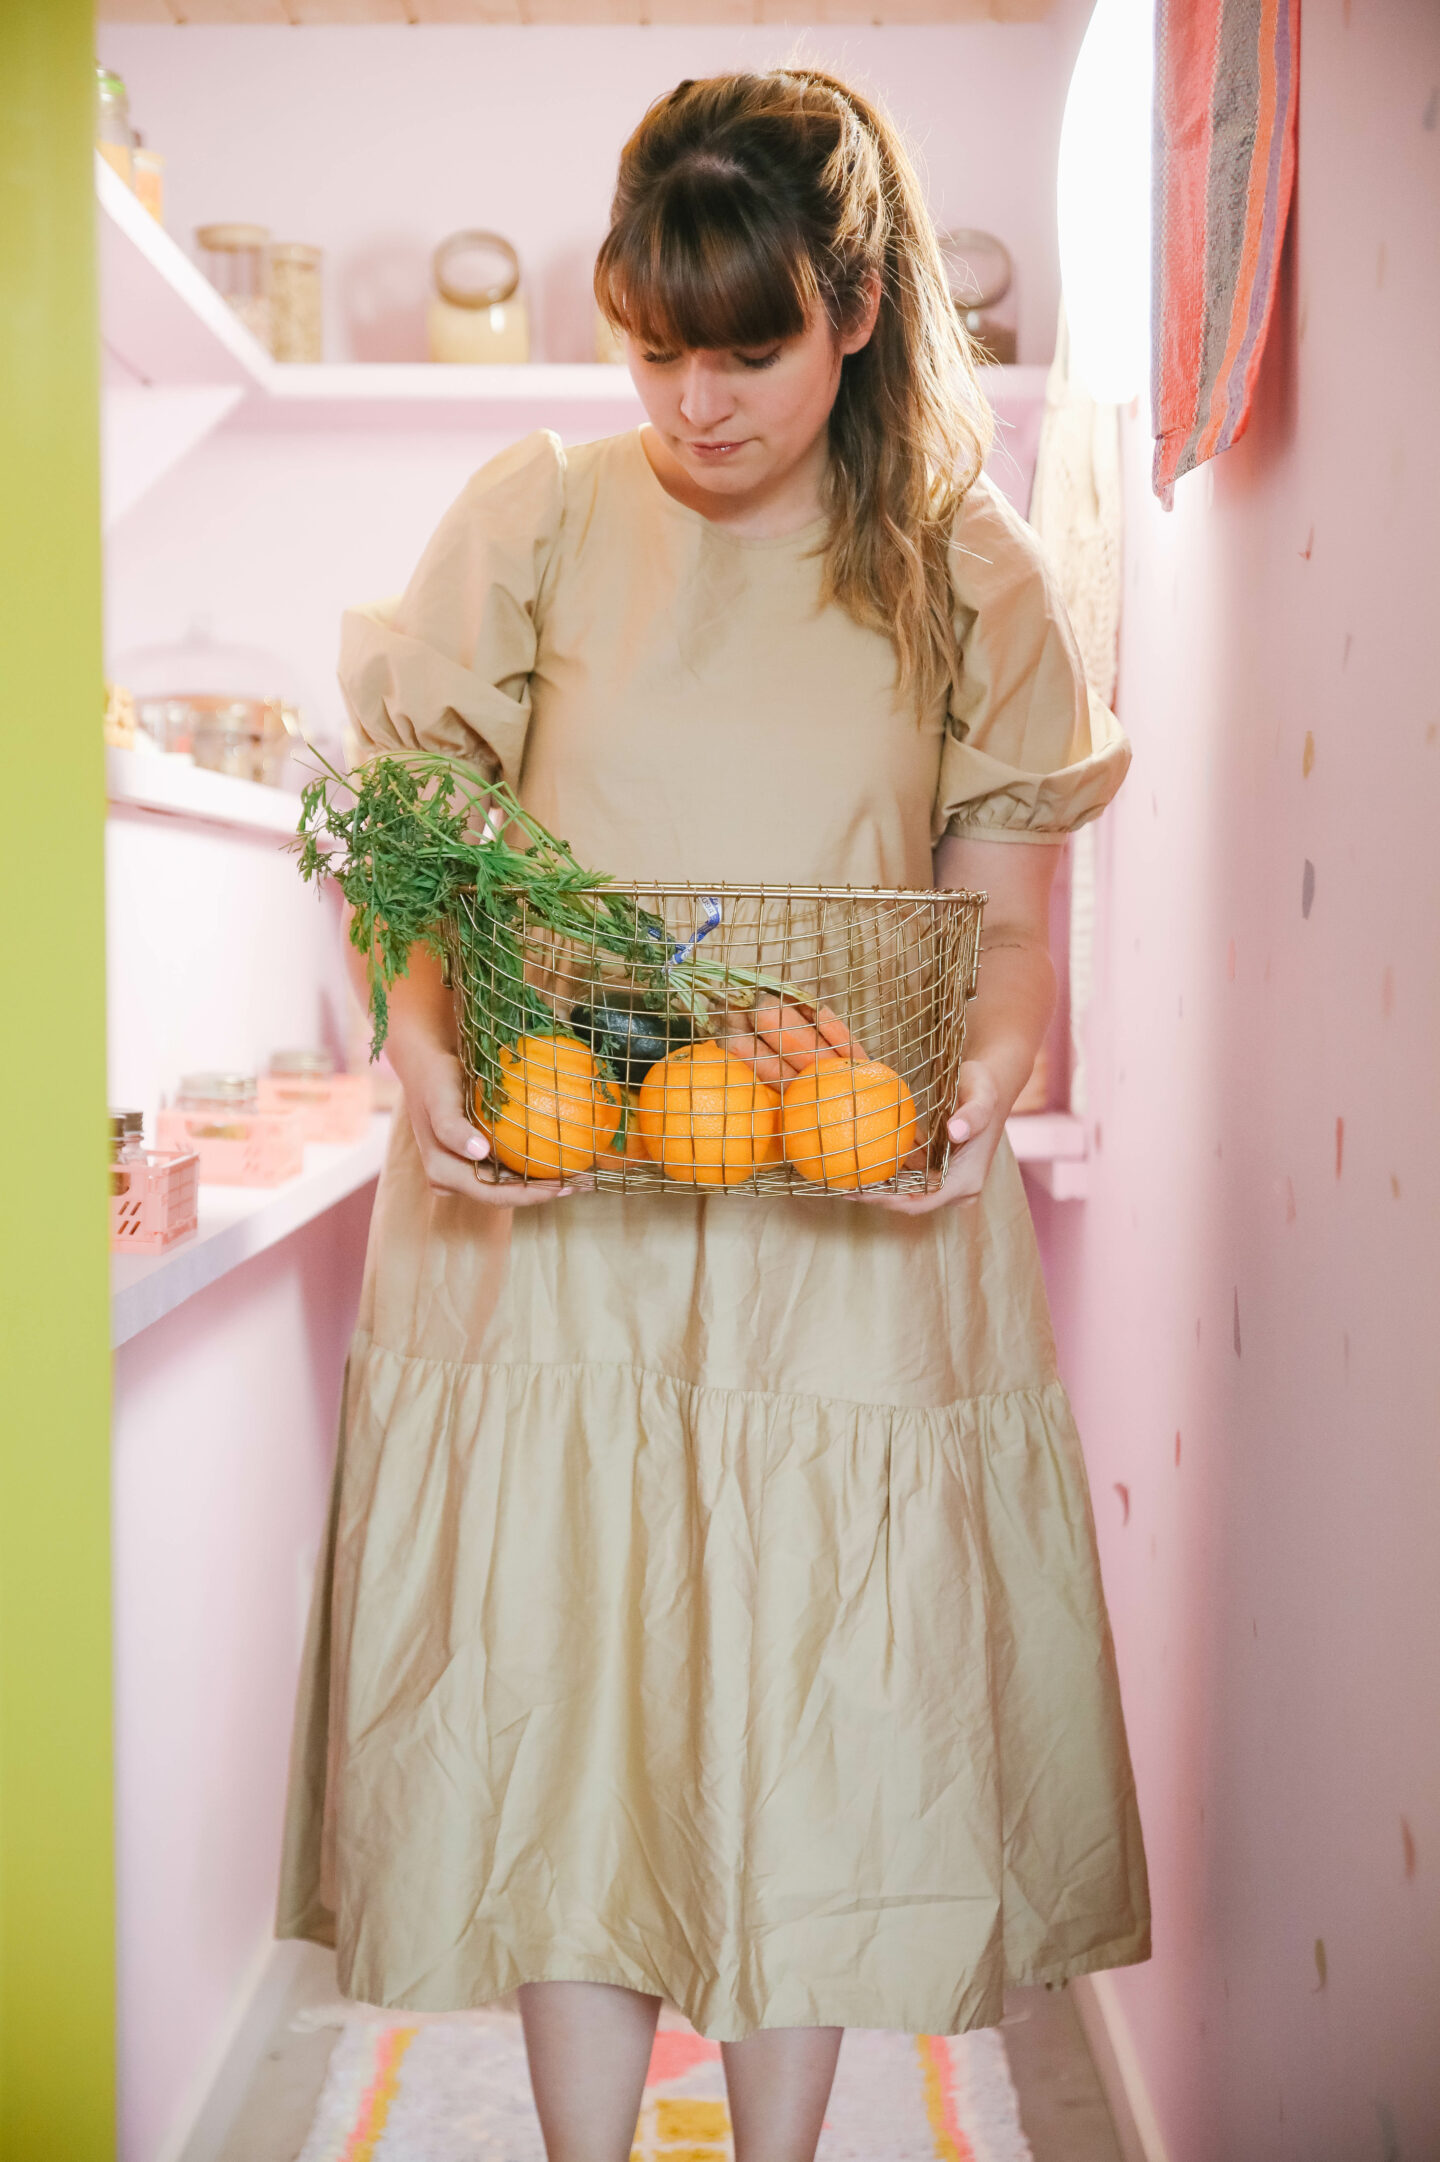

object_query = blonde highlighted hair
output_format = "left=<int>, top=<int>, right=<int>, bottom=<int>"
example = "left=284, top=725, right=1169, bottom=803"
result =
left=595, top=67, right=993, bottom=717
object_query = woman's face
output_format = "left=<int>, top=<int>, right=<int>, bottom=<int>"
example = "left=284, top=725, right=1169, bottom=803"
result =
left=625, top=296, right=877, bottom=505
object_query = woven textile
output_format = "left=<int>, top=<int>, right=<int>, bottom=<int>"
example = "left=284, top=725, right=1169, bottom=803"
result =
left=1151, top=0, right=1300, bottom=505
left=1028, top=308, right=1123, bottom=1119
left=294, top=2004, right=1033, bottom=2162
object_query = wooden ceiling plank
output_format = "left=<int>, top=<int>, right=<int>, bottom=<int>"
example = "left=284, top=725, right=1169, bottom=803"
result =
left=95, top=0, right=179, bottom=21
left=408, top=0, right=525, bottom=16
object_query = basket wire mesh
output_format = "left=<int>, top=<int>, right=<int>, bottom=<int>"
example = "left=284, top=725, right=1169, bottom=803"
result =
left=443, top=882, right=984, bottom=1198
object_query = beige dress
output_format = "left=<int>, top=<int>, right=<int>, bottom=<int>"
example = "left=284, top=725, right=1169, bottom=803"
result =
left=278, top=427, right=1150, bottom=2037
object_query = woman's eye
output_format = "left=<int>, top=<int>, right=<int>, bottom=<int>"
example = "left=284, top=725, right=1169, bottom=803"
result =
left=737, top=349, right=781, bottom=370
left=640, top=350, right=679, bottom=367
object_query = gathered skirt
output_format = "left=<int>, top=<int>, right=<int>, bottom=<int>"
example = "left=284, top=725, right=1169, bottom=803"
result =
left=277, top=1118, right=1150, bottom=2036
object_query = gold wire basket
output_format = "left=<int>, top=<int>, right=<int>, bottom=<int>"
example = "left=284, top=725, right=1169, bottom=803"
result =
left=443, top=882, right=985, bottom=1198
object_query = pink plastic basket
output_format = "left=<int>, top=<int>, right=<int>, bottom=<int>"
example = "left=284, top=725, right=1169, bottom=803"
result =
left=256, top=1071, right=371, bottom=1146
left=155, top=1104, right=305, bottom=1187
left=110, top=1150, right=200, bottom=1254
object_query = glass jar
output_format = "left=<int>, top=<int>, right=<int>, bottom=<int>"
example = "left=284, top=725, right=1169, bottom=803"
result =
left=270, top=242, right=323, bottom=363
left=110, top=626, right=327, bottom=788
left=938, top=228, right=1018, bottom=367
left=259, top=1051, right=372, bottom=1145
left=195, top=223, right=272, bottom=350
left=427, top=230, right=529, bottom=364
left=110, top=1108, right=145, bottom=1195
left=158, top=1075, right=305, bottom=1187
left=95, top=67, right=134, bottom=185
left=131, top=145, right=165, bottom=224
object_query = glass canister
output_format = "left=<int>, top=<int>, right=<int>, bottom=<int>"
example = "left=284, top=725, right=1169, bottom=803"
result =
left=427, top=230, right=529, bottom=364
left=258, top=1050, right=372, bottom=1145
left=156, top=1073, right=305, bottom=1188
left=110, top=1109, right=145, bottom=1196
left=270, top=242, right=323, bottom=363
left=938, top=227, right=1018, bottom=367
left=195, top=223, right=272, bottom=349
left=95, top=67, right=134, bottom=185
left=110, top=1111, right=200, bottom=1253
left=131, top=145, right=165, bottom=224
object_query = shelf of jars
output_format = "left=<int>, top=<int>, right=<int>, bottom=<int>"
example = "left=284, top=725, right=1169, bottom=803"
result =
left=111, top=1114, right=393, bottom=1348
left=97, top=154, right=1047, bottom=487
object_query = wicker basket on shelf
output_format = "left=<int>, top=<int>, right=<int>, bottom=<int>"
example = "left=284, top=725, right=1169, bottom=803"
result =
left=443, top=881, right=985, bottom=1198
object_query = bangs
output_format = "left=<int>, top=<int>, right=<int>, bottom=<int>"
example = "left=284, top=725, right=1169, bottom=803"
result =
left=596, top=161, right=820, bottom=353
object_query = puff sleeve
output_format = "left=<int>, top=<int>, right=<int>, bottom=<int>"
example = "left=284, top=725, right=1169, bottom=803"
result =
left=337, top=429, right=565, bottom=787
left=934, top=471, right=1131, bottom=845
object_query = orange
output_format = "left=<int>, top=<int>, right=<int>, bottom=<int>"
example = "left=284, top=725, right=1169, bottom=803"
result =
left=636, top=1040, right=783, bottom=1188
left=478, top=1032, right=621, bottom=1179
left=780, top=1057, right=919, bottom=1189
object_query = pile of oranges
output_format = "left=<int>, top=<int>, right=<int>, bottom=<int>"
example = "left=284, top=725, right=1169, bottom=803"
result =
left=476, top=1005, right=919, bottom=1192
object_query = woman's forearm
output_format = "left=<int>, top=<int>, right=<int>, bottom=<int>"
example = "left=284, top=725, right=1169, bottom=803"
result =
left=960, top=937, right=1056, bottom=1115
left=343, top=916, right=455, bottom=1067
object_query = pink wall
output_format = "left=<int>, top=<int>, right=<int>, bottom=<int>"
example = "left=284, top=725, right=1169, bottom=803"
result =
left=97, top=21, right=1074, bottom=368
left=1034, top=4, right=1440, bottom=2155
left=113, top=1195, right=369, bottom=2162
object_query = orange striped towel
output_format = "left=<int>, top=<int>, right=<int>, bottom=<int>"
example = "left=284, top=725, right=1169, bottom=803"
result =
left=1152, top=0, right=1300, bottom=505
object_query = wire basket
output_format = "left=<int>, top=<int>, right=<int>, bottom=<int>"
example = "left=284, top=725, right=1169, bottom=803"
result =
left=443, top=882, right=984, bottom=1198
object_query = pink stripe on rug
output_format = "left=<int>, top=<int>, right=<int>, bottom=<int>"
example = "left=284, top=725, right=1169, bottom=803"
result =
left=341, top=2026, right=418, bottom=2161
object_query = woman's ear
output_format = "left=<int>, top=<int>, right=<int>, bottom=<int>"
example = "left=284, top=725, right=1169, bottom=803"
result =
left=838, top=272, right=883, bottom=356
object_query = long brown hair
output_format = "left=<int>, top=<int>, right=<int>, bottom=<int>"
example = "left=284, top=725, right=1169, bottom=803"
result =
left=595, top=68, right=993, bottom=716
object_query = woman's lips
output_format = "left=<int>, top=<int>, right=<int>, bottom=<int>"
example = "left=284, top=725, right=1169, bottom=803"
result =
left=686, top=439, right=747, bottom=458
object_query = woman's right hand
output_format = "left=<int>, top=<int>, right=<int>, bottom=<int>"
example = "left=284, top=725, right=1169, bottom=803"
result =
left=392, top=1032, right=572, bottom=1206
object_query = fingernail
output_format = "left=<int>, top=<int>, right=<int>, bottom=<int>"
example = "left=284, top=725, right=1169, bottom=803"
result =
left=465, top=1136, right=488, bottom=1158
left=950, top=1121, right=970, bottom=1143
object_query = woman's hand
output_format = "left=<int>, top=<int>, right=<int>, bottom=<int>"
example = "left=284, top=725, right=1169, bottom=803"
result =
left=348, top=930, right=572, bottom=1208
left=859, top=1059, right=1006, bottom=1215
left=391, top=1031, right=573, bottom=1206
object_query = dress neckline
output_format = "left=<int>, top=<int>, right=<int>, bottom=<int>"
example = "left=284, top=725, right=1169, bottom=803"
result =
left=629, top=428, right=829, bottom=552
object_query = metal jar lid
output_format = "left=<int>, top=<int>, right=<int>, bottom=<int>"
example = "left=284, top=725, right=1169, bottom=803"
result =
left=269, top=1048, right=335, bottom=1077
left=177, top=1072, right=258, bottom=1106
left=195, top=223, right=271, bottom=253
left=432, top=229, right=520, bottom=310
left=110, top=1109, right=144, bottom=1144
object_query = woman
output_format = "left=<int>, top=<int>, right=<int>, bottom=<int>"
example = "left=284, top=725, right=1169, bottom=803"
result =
left=280, top=68, right=1149, bottom=2162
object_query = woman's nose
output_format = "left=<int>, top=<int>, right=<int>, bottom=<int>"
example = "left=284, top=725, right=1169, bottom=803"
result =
left=677, top=357, right=735, bottom=432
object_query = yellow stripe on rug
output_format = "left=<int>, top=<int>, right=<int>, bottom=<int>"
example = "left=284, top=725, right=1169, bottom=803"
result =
left=916, top=2034, right=977, bottom=2162
left=341, top=2026, right=419, bottom=2161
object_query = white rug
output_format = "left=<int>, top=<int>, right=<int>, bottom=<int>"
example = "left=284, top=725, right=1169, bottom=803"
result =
left=293, top=2000, right=1032, bottom=2161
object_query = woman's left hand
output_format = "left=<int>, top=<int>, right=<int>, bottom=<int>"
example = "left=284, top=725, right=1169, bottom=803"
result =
left=859, top=1058, right=1007, bottom=1215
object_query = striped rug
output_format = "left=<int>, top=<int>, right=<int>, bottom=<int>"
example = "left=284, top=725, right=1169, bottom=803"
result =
left=1151, top=0, right=1301, bottom=504
left=294, top=2005, right=1032, bottom=2162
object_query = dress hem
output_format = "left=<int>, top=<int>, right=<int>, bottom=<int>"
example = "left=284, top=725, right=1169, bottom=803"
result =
left=275, top=1920, right=1152, bottom=2042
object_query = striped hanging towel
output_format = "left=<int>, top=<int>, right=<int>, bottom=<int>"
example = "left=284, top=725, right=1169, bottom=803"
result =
left=1151, top=0, right=1300, bottom=506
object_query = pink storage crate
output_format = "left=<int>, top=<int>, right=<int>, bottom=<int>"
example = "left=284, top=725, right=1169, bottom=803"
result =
left=155, top=1102, right=305, bottom=1187
left=110, top=1150, right=200, bottom=1253
left=257, top=1069, right=371, bottom=1145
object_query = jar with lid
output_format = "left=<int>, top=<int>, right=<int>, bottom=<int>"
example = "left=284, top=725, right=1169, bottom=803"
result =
left=95, top=67, right=134, bottom=185
left=109, top=626, right=332, bottom=789
left=110, top=1109, right=146, bottom=1195
left=156, top=1073, right=305, bottom=1187
left=427, top=231, right=529, bottom=364
left=938, top=228, right=1018, bottom=367
left=270, top=243, right=324, bottom=363
left=195, top=224, right=272, bottom=350
left=259, top=1050, right=371, bottom=1145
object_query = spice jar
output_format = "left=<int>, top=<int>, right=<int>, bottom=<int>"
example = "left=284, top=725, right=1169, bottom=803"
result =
left=258, top=1050, right=371, bottom=1146
left=157, top=1074, right=305, bottom=1188
left=110, top=1109, right=145, bottom=1195
left=427, top=231, right=529, bottom=364
left=195, top=223, right=272, bottom=349
left=95, top=67, right=134, bottom=185
left=131, top=146, right=165, bottom=224
left=110, top=1111, right=200, bottom=1253
left=270, top=242, right=323, bottom=363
